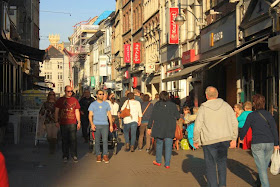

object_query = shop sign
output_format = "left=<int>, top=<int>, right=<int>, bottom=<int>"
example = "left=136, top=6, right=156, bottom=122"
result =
left=146, top=63, right=155, bottom=73
left=132, top=77, right=139, bottom=88
left=115, top=83, right=122, bottom=91
left=210, top=32, right=223, bottom=47
left=200, top=12, right=236, bottom=55
left=133, top=43, right=141, bottom=64
left=90, top=76, right=95, bottom=88
left=124, top=70, right=130, bottom=79
left=169, top=8, right=179, bottom=44
left=124, top=44, right=131, bottom=63
left=99, top=56, right=107, bottom=76
left=182, top=49, right=196, bottom=64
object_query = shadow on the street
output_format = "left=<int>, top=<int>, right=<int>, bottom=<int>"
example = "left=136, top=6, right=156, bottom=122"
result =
left=182, top=154, right=207, bottom=186
left=246, top=150, right=253, bottom=157
left=227, top=158, right=257, bottom=186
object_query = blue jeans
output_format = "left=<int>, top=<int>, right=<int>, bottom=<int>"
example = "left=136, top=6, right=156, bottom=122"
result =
left=60, top=124, right=77, bottom=158
left=94, top=125, right=109, bottom=156
left=251, top=143, right=274, bottom=187
left=124, top=122, right=138, bottom=146
left=202, top=141, right=230, bottom=187
left=156, top=138, right=173, bottom=166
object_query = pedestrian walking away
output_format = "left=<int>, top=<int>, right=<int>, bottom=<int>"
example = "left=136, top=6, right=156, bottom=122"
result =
left=147, top=91, right=180, bottom=169
left=107, top=93, right=120, bottom=131
left=121, top=92, right=142, bottom=152
left=79, top=89, right=95, bottom=143
left=138, top=94, right=153, bottom=151
left=240, top=94, right=279, bottom=187
left=88, top=90, right=113, bottom=164
left=39, top=91, right=58, bottom=154
left=193, top=86, right=238, bottom=187
left=55, top=85, right=81, bottom=163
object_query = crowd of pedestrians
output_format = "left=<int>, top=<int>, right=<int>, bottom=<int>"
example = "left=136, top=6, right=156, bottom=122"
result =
left=35, top=85, right=280, bottom=187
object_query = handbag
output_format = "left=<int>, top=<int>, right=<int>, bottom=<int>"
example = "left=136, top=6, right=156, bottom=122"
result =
left=270, top=149, right=280, bottom=175
left=175, top=123, right=183, bottom=140
left=120, top=100, right=130, bottom=118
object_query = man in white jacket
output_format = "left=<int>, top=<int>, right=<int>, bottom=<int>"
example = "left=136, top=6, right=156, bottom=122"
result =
left=193, top=86, right=238, bottom=187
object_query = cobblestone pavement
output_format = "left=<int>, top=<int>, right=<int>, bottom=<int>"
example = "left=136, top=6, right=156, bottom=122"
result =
left=2, top=131, right=280, bottom=187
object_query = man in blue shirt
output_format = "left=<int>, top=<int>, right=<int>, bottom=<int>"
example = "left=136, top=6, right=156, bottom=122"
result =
left=88, top=90, right=113, bottom=163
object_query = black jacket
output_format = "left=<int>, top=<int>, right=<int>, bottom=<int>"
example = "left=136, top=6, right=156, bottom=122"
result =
left=148, top=101, right=180, bottom=139
left=240, top=110, right=279, bottom=146
left=141, top=101, right=153, bottom=122
left=79, top=97, right=95, bottom=115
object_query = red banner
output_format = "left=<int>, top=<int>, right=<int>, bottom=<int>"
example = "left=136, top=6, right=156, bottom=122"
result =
left=133, top=77, right=138, bottom=88
left=182, top=49, right=195, bottom=64
left=133, top=43, right=141, bottom=64
left=124, top=44, right=131, bottom=63
left=169, top=8, right=179, bottom=44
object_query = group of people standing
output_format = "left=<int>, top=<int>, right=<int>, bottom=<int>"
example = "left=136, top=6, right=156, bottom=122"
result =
left=39, top=85, right=280, bottom=187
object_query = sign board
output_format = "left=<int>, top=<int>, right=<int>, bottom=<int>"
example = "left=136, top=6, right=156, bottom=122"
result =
left=99, top=56, right=108, bottom=76
left=169, top=8, right=179, bottom=44
left=146, top=63, right=156, bottom=73
left=91, top=76, right=95, bottom=87
left=115, top=83, right=122, bottom=91
left=182, top=49, right=196, bottom=64
left=133, top=43, right=141, bottom=64
left=124, top=44, right=131, bottom=63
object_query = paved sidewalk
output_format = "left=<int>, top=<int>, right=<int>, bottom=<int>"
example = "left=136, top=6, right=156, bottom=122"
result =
left=2, top=131, right=280, bottom=187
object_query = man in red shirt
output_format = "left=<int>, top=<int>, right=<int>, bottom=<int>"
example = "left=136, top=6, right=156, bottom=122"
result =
left=55, top=85, right=81, bottom=163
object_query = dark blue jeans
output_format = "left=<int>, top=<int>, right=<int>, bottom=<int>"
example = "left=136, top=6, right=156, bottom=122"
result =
left=156, top=138, right=173, bottom=166
left=124, top=122, right=138, bottom=146
left=81, top=114, right=89, bottom=139
left=94, top=125, right=109, bottom=156
left=60, top=124, right=77, bottom=158
left=202, top=141, right=230, bottom=187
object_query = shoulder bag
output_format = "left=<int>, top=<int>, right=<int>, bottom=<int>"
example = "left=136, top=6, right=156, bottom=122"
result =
left=120, top=100, right=130, bottom=118
left=142, top=102, right=151, bottom=116
left=257, top=111, right=272, bottom=130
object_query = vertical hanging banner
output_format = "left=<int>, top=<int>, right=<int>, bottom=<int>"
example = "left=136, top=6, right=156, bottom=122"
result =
left=169, top=8, right=179, bottom=44
left=133, top=43, right=141, bottom=64
left=124, top=44, right=131, bottom=63
left=133, top=77, right=138, bottom=88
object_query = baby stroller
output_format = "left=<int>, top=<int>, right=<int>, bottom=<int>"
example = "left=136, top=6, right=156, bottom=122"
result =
left=89, top=123, right=119, bottom=155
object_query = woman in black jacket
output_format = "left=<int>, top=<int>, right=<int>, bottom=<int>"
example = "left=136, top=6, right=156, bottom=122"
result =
left=240, top=94, right=279, bottom=187
left=147, top=91, right=180, bottom=168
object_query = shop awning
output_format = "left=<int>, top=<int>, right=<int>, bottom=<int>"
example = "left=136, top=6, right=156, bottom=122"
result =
left=150, top=75, right=161, bottom=84
left=208, top=35, right=269, bottom=69
left=0, top=37, right=45, bottom=61
left=162, top=63, right=208, bottom=82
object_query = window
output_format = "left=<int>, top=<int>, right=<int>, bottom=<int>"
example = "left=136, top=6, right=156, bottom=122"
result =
left=57, top=61, right=63, bottom=69
left=45, top=72, right=52, bottom=80
left=58, top=72, right=63, bottom=80
left=45, top=61, right=51, bottom=70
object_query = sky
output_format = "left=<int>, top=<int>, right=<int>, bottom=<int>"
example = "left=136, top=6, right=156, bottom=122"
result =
left=39, top=0, right=116, bottom=49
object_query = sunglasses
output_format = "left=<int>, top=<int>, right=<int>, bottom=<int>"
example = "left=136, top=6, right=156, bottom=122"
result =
left=49, top=94, right=55, bottom=95
left=66, top=91, right=73, bottom=93
left=98, top=94, right=104, bottom=95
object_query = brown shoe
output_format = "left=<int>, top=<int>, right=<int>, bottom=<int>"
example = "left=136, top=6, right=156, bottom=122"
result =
left=96, top=155, right=101, bottom=163
left=131, top=145, right=135, bottom=152
left=125, top=143, right=130, bottom=152
left=103, top=155, right=109, bottom=163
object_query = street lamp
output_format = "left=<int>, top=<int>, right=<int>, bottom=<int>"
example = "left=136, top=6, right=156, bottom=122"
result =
left=174, top=2, right=207, bottom=26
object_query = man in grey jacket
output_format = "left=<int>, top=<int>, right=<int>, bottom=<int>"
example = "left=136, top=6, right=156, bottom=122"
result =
left=193, top=86, right=238, bottom=187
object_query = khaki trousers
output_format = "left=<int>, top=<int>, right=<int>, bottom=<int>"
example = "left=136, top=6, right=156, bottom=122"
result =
left=138, top=123, right=151, bottom=149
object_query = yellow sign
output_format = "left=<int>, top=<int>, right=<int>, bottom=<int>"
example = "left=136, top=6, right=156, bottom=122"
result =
left=210, top=33, right=214, bottom=47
